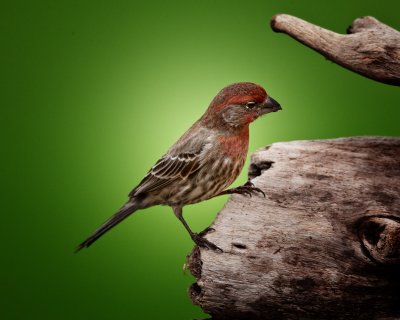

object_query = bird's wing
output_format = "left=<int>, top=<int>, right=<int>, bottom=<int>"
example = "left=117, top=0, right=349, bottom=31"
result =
left=129, top=149, right=206, bottom=197
left=129, top=120, right=214, bottom=198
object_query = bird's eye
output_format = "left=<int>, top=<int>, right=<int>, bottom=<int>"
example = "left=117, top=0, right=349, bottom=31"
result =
left=245, top=101, right=256, bottom=109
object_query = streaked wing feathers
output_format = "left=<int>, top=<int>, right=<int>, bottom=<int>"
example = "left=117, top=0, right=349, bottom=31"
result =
left=129, top=152, right=203, bottom=197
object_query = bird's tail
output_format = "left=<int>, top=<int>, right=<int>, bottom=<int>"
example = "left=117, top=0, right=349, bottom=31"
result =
left=75, top=201, right=139, bottom=252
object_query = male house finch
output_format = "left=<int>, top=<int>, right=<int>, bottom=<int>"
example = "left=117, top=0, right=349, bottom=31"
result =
left=77, top=82, right=281, bottom=252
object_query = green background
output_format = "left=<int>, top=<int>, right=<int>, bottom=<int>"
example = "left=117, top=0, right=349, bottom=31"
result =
left=2, top=0, right=399, bottom=319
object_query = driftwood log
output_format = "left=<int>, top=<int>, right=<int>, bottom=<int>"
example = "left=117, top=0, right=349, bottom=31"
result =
left=188, top=137, right=400, bottom=319
left=270, top=14, right=400, bottom=86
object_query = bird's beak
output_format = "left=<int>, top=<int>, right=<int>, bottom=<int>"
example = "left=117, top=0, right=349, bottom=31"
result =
left=259, top=96, right=282, bottom=115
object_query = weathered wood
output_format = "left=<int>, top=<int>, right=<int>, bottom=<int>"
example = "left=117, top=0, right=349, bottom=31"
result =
left=187, top=137, right=400, bottom=320
left=270, top=14, right=400, bottom=86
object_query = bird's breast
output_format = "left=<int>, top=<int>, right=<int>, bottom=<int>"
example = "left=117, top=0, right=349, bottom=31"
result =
left=217, top=127, right=249, bottom=160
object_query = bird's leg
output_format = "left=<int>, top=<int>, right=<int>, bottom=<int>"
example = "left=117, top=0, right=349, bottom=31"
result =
left=212, top=180, right=265, bottom=198
left=172, top=206, right=222, bottom=252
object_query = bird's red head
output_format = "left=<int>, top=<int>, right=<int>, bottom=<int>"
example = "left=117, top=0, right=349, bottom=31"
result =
left=202, top=82, right=281, bottom=129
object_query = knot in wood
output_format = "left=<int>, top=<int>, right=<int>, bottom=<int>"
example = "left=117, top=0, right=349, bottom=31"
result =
left=359, top=216, right=400, bottom=265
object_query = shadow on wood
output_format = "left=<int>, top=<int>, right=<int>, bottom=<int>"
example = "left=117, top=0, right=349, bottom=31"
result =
left=187, top=137, right=400, bottom=319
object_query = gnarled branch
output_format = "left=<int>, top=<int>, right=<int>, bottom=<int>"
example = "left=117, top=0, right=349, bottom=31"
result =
left=270, top=14, right=400, bottom=86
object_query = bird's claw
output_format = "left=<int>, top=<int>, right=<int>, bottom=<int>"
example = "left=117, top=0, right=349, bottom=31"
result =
left=230, top=183, right=266, bottom=198
left=193, top=233, right=223, bottom=252
left=198, top=227, right=215, bottom=237
left=235, top=186, right=253, bottom=197
left=251, top=186, right=266, bottom=198
left=244, top=181, right=265, bottom=197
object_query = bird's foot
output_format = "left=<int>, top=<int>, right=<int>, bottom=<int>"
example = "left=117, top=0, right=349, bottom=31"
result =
left=229, top=181, right=265, bottom=198
left=192, top=233, right=223, bottom=252
left=244, top=180, right=266, bottom=197
left=198, top=227, right=215, bottom=237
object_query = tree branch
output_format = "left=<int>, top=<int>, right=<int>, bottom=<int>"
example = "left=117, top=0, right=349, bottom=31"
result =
left=270, top=14, right=400, bottom=86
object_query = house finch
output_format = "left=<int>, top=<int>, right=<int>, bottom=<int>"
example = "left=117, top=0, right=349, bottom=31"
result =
left=77, top=82, right=281, bottom=252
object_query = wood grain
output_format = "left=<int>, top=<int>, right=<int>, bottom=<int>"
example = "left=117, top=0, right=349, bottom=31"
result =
left=187, top=136, right=400, bottom=319
left=270, top=14, right=400, bottom=86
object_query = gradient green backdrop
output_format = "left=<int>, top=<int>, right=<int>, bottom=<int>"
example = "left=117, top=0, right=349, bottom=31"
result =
left=2, top=0, right=399, bottom=319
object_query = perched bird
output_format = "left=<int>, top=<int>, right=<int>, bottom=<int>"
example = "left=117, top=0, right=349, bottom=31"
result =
left=77, top=82, right=281, bottom=252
